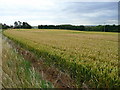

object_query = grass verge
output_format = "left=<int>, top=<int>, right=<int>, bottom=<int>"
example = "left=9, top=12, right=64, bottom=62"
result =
left=2, top=36, right=53, bottom=88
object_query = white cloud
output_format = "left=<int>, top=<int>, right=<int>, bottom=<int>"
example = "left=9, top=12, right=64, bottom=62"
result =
left=106, top=20, right=118, bottom=24
left=0, top=0, right=56, bottom=11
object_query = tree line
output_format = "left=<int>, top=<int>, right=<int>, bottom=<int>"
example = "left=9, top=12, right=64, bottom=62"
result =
left=1, top=21, right=32, bottom=29
left=1, top=21, right=119, bottom=32
left=0, top=23, right=12, bottom=29
left=38, top=24, right=85, bottom=31
left=38, top=24, right=119, bottom=32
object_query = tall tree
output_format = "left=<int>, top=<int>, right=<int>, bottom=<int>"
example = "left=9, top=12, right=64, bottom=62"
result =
left=18, top=21, right=22, bottom=28
left=14, top=21, right=18, bottom=28
left=14, top=21, right=32, bottom=29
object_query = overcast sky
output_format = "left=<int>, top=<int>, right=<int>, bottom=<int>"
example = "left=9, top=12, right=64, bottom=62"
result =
left=0, top=0, right=118, bottom=26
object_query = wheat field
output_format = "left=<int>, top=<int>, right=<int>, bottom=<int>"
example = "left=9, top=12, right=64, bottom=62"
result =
left=3, top=29, right=119, bottom=88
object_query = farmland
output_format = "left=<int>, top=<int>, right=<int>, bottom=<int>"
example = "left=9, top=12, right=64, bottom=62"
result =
left=2, top=34, right=53, bottom=88
left=3, top=29, right=119, bottom=88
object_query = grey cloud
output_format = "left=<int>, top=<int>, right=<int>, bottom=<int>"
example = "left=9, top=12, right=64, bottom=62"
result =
left=0, top=1, right=118, bottom=25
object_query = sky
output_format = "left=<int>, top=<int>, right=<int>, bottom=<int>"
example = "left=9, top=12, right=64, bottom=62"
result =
left=0, top=0, right=119, bottom=26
